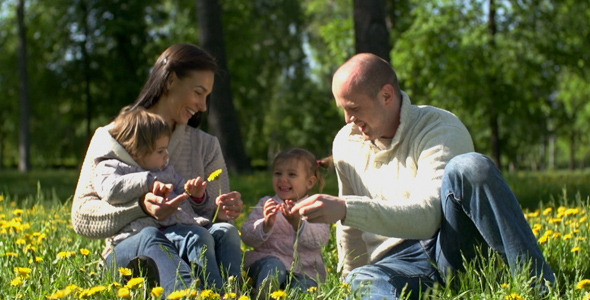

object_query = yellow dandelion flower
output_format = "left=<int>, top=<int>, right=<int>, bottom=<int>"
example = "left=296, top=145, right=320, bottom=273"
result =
left=0, top=194, right=4, bottom=201
left=572, top=246, right=581, bottom=252
left=200, top=289, right=220, bottom=300
left=341, top=282, right=351, bottom=292
left=46, top=287, right=75, bottom=299
left=223, top=292, right=237, bottom=299
left=56, top=251, right=76, bottom=259
left=270, top=290, right=287, bottom=299
left=80, top=248, right=91, bottom=256
left=125, top=277, right=144, bottom=289
left=549, top=218, right=562, bottom=224
left=563, top=234, right=573, bottom=240
left=16, top=238, right=26, bottom=245
left=207, top=169, right=223, bottom=182
left=500, top=283, right=510, bottom=289
left=526, top=210, right=540, bottom=218
left=13, top=209, right=24, bottom=215
left=238, top=296, right=250, bottom=300
left=119, top=267, right=133, bottom=276
left=504, top=293, right=523, bottom=300
left=151, top=287, right=164, bottom=298
left=307, top=286, right=318, bottom=293
left=167, top=289, right=197, bottom=299
left=5, top=252, right=18, bottom=257
left=580, top=216, right=588, bottom=223
left=577, top=279, right=590, bottom=289
left=79, top=285, right=107, bottom=297
left=10, top=276, right=24, bottom=287
left=14, top=267, right=32, bottom=277
left=117, top=287, right=131, bottom=298
left=538, top=235, right=549, bottom=244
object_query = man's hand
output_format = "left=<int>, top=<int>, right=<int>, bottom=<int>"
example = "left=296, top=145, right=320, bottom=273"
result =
left=290, top=194, right=347, bottom=224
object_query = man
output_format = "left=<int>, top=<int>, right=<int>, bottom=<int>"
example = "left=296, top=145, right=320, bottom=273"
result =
left=292, top=53, right=555, bottom=299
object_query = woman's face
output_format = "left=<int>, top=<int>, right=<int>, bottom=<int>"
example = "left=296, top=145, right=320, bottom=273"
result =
left=158, top=70, right=215, bottom=127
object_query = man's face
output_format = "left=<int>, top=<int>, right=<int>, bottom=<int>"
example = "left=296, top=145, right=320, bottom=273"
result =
left=333, top=79, right=394, bottom=140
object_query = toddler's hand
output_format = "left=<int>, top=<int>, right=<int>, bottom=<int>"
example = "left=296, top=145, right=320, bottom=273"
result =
left=184, top=177, right=207, bottom=198
left=281, top=200, right=302, bottom=230
left=153, top=180, right=173, bottom=200
left=263, top=198, right=280, bottom=233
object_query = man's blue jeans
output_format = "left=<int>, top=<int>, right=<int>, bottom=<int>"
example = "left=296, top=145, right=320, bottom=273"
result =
left=106, top=222, right=242, bottom=297
left=346, top=152, right=555, bottom=299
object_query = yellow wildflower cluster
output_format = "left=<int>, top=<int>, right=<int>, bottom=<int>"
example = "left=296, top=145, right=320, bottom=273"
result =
left=526, top=204, right=587, bottom=248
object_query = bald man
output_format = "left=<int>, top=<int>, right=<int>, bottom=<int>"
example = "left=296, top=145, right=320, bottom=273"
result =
left=292, top=53, right=555, bottom=299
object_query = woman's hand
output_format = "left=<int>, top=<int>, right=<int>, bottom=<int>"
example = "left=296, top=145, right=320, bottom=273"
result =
left=215, top=191, right=243, bottom=222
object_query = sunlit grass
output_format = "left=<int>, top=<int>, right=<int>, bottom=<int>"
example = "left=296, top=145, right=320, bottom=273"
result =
left=2, top=170, right=590, bottom=299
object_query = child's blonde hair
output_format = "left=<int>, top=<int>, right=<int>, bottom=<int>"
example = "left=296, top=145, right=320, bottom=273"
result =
left=109, top=108, right=171, bottom=162
left=272, top=148, right=325, bottom=192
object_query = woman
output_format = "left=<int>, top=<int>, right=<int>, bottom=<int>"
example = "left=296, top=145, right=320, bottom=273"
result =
left=71, top=44, right=243, bottom=296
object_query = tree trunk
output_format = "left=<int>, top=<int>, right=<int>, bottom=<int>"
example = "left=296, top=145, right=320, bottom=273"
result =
left=353, top=0, right=391, bottom=61
left=79, top=0, right=92, bottom=141
left=569, top=131, right=576, bottom=170
left=17, top=0, right=31, bottom=172
left=488, top=0, right=502, bottom=169
left=196, top=0, right=251, bottom=173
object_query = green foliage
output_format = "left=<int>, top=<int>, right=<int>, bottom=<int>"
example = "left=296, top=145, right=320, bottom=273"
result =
left=0, top=0, right=589, bottom=171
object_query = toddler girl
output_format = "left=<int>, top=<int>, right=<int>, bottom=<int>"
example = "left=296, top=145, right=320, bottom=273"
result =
left=241, top=148, right=331, bottom=297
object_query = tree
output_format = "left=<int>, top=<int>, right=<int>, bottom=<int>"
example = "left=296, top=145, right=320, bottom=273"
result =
left=17, top=0, right=31, bottom=172
left=196, top=0, right=251, bottom=173
left=353, top=0, right=391, bottom=61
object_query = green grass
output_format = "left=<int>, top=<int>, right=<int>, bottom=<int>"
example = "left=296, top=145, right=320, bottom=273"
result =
left=1, top=169, right=590, bottom=299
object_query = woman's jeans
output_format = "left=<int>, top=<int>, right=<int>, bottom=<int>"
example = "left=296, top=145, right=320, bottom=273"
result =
left=346, top=152, right=555, bottom=299
left=247, top=256, right=317, bottom=291
left=106, top=222, right=242, bottom=297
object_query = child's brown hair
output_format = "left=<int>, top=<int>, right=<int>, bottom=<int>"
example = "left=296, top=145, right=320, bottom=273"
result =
left=109, top=108, right=171, bottom=162
left=272, top=148, right=325, bottom=192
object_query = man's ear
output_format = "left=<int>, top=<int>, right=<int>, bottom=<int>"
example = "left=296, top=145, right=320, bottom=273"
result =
left=380, top=83, right=396, bottom=106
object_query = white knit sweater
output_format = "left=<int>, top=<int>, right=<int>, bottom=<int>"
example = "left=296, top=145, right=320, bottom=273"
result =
left=333, top=92, right=474, bottom=276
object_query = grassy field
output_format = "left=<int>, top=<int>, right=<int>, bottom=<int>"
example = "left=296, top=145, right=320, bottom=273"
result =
left=2, top=169, right=590, bottom=299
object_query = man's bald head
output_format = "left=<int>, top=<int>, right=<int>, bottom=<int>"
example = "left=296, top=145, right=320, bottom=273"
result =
left=332, top=53, right=401, bottom=100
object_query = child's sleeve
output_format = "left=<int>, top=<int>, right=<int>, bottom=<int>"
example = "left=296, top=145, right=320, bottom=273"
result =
left=93, top=160, right=154, bottom=204
left=240, top=196, right=272, bottom=248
